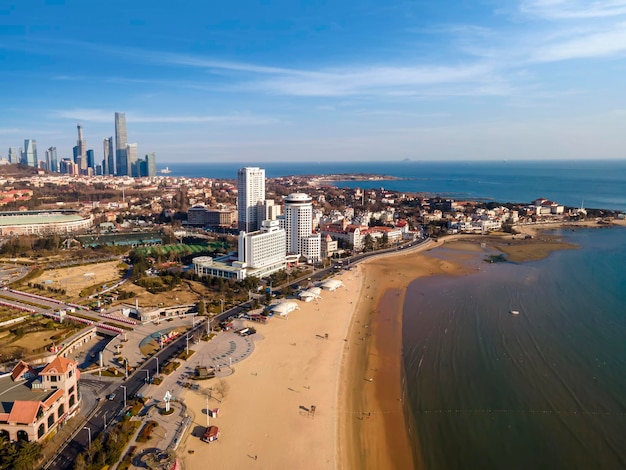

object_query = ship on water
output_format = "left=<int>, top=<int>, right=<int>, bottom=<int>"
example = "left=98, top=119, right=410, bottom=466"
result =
left=159, top=167, right=171, bottom=174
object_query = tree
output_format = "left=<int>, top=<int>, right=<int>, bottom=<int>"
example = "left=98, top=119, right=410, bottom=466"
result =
left=214, top=379, right=230, bottom=401
left=363, top=234, right=375, bottom=252
left=381, top=232, right=389, bottom=248
left=13, top=442, right=42, bottom=470
left=197, top=300, right=206, bottom=316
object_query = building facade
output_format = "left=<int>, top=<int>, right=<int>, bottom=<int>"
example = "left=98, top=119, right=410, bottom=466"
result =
left=237, top=220, right=287, bottom=278
left=8, top=147, right=19, bottom=164
left=22, top=139, right=37, bottom=167
left=126, top=143, right=138, bottom=177
left=0, top=357, right=80, bottom=443
left=237, top=167, right=265, bottom=232
left=45, top=147, right=58, bottom=173
left=115, top=112, right=128, bottom=176
left=187, top=206, right=236, bottom=227
left=280, top=193, right=315, bottom=257
left=0, top=211, right=93, bottom=236
left=76, top=124, right=87, bottom=170
left=103, top=137, right=115, bottom=175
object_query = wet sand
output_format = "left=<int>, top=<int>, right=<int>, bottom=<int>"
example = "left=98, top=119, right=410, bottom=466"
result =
left=175, top=227, right=590, bottom=470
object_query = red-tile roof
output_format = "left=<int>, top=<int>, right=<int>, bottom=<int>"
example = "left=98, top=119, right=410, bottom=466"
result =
left=42, top=389, right=65, bottom=408
left=40, top=356, right=76, bottom=375
left=10, top=360, right=34, bottom=381
left=8, top=400, right=41, bottom=424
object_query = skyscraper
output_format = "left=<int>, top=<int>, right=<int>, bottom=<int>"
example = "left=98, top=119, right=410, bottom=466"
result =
left=86, top=149, right=95, bottom=170
left=46, top=147, right=58, bottom=172
left=103, top=137, right=114, bottom=175
left=115, top=112, right=128, bottom=176
left=126, top=143, right=138, bottom=176
left=237, top=167, right=266, bottom=232
left=22, top=139, right=37, bottom=167
left=140, top=152, right=157, bottom=177
left=281, top=193, right=314, bottom=255
left=76, top=124, right=87, bottom=164
left=8, top=147, right=19, bottom=164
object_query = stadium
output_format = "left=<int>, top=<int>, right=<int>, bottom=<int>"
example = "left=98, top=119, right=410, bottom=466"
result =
left=0, top=210, right=93, bottom=236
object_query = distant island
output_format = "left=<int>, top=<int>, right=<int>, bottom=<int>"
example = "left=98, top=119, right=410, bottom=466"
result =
left=308, top=173, right=404, bottom=186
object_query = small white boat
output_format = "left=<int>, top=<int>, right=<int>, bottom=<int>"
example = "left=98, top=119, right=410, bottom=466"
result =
left=510, top=310, right=520, bottom=315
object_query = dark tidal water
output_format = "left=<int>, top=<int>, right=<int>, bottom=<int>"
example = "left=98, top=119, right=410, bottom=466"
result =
left=402, top=227, right=626, bottom=470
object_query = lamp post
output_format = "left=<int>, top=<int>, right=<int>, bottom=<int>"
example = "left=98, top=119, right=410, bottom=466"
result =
left=155, top=357, right=159, bottom=376
left=120, top=385, right=127, bottom=408
left=83, top=426, right=91, bottom=449
left=142, top=369, right=149, bottom=383
left=103, top=411, right=107, bottom=430
left=206, top=394, right=210, bottom=428
left=186, top=334, right=189, bottom=356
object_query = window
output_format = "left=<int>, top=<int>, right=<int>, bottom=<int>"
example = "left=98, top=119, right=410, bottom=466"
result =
left=48, top=414, right=54, bottom=428
left=57, top=404, right=65, bottom=420
left=69, top=385, right=75, bottom=395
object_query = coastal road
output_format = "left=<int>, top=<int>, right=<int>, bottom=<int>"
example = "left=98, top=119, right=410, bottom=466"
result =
left=46, top=238, right=429, bottom=469
left=45, top=320, right=209, bottom=470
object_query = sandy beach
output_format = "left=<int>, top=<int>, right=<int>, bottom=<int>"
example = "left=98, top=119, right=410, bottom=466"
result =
left=177, top=267, right=363, bottom=469
left=175, top=220, right=624, bottom=469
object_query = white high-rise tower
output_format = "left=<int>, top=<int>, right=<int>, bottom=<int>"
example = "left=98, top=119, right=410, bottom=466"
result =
left=281, top=193, right=314, bottom=255
left=237, top=167, right=266, bottom=232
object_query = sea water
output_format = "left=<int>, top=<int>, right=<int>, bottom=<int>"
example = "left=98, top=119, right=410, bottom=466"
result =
left=402, top=227, right=626, bottom=469
left=162, top=160, right=626, bottom=211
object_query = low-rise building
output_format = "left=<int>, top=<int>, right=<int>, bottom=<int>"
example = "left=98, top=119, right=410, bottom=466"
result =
left=0, top=357, right=80, bottom=443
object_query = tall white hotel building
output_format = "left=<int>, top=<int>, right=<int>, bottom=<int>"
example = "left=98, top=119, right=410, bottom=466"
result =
left=237, top=167, right=266, bottom=232
left=280, top=193, right=321, bottom=263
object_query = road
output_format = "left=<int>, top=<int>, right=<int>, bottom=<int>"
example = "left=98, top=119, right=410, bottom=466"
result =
left=45, top=237, right=428, bottom=469
left=45, top=319, right=209, bottom=470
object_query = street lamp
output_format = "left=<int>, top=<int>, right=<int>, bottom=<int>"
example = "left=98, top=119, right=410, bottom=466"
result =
left=142, top=369, right=149, bottom=383
left=156, top=357, right=159, bottom=376
left=83, top=426, right=91, bottom=449
left=186, top=334, right=190, bottom=356
left=120, top=385, right=127, bottom=408
left=103, top=411, right=107, bottom=430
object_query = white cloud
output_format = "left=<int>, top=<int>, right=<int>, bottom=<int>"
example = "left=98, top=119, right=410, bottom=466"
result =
left=50, top=109, right=278, bottom=125
left=532, top=23, right=626, bottom=61
left=520, top=0, right=626, bottom=19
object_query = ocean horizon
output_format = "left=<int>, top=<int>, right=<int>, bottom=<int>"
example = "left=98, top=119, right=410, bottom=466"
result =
left=160, top=159, right=626, bottom=212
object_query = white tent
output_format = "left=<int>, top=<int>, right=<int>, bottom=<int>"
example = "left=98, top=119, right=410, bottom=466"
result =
left=298, top=287, right=322, bottom=302
left=320, top=279, right=344, bottom=291
left=270, top=301, right=300, bottom=316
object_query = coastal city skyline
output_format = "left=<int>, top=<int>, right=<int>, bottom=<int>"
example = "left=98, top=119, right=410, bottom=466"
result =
left=4, top=112, right=157, bottom=177
left=3, top=1, right=626, bottom=163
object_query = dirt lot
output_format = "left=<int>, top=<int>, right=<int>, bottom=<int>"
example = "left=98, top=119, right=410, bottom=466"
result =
left=28, top=259, right=217, bottom=309
left=35, top=261, right=125, bottom=297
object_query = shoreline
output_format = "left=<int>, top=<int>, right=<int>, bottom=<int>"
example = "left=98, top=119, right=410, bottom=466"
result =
left=171, top=221, right=625, bottom=469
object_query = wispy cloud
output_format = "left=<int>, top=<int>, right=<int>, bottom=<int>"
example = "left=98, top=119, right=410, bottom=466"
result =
left=532, top=23, right=626, bottom=61
left=520, top=0, right=626, bottom=19
left=242, top=64, right=498, bottom=97
left=50, top=108, right=278, bottom=125
left=72, top=41, right=506, bottom=98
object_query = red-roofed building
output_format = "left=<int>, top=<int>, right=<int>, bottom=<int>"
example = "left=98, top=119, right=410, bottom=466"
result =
left=0, top=357, right=80, bottom=443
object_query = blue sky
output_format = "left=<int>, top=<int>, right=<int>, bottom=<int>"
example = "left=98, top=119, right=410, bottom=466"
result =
left=2, top=0, right=626, bottom=164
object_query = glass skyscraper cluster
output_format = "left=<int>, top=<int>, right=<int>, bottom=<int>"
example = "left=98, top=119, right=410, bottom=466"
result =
left=6, top=111, right=157, bottom=176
